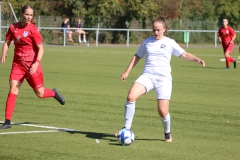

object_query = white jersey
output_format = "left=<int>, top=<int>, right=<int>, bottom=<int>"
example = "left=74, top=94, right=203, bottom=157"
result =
left=136, top=36, right=185, bottom=79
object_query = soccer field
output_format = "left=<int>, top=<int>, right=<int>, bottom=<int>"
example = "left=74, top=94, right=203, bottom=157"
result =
left=0, top=45, right=240, bottom=160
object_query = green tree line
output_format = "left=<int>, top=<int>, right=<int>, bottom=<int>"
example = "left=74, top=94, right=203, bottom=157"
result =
left=2, top=0, right=240, bottom=29
left=2, top=0, right=239, bottom=44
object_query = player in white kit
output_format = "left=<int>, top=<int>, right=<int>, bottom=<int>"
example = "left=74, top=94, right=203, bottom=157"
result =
left=115, top=16, right=205, bottom=142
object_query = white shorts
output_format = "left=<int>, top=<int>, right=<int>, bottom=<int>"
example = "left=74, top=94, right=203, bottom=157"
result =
left=135, top=74, right=172, bottom=100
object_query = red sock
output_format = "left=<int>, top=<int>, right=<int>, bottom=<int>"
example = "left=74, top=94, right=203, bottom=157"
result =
left=229, top=57, right=235, bottom=62
left=41, top=88, right=55, bottom=98
left=5, top=93, right=17, bottom=120
left=225, top=57, right=230, bottom=67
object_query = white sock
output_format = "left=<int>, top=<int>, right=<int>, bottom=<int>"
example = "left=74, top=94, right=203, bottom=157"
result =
left=124, top=101, right=135, bottom=129
left=160, top=113, right=170, bottom=133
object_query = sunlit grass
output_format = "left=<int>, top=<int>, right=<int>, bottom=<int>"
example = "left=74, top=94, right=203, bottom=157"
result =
left=0, top=45, right=239, bottom=160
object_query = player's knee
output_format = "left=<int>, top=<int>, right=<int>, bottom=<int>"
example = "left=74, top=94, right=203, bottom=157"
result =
left=127, top=93, right=137, bottom=102
left=36, top=93, right=44, bottom=98
left=34, top=90, right=44, bottom=98
left=158, top=111, right=168, bottom=118
left=9, top=87, right=19, bottom=95
left=224, top=52, right=230, bottom=57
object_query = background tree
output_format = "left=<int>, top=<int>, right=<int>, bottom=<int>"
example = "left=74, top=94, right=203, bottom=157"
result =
left=1, top=0, right=239, bottom=43
left=214, top=0, right=240, bottom=29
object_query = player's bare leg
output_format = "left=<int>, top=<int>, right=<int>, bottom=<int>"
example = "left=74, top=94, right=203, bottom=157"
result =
left=34, top=87, right=65, bottom=105
left=115, top=82, right=146, bottom=137
left=158, top=99, right=172, bottom=142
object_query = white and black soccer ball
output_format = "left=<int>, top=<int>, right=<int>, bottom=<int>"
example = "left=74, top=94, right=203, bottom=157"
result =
left=117, top=128, right=134, bottom=145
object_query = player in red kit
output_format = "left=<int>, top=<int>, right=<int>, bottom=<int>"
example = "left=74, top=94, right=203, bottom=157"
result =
left=238, top=40, right=240, bottom=53
left=217, top=18, right=236, bottom=69
left=0, top=5, right=65, bottom=129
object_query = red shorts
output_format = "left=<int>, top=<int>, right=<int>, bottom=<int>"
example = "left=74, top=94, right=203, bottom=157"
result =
left=222, top=43, right=234, bottom=54
left=10, top=60, right=44, bottom=89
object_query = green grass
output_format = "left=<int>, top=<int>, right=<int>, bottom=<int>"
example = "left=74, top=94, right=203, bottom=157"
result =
left=0, top=45, right=240, bottom=160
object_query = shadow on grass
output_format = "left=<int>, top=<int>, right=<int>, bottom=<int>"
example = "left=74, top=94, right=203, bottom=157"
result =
left=59, top=128, right=115, bottom=139
left=3, top=122, right=164, bottom=145
left=59, top=128, right=125, bottom=146
left=59, top=129, right=164, bottom=144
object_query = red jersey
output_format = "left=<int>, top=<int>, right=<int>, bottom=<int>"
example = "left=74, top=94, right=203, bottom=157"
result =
left=6, top=22, right=42, bottom=62
left=217, top=26, right=235, bottom=45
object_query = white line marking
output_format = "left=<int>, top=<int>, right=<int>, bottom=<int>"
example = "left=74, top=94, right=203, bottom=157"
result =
left=0, top=130, right=59, bottom=135
left=0, top=121, right=79, bottom=133
left=17, top=123, right=75, bottom=131
left=220, top=58, right=240, bottom=62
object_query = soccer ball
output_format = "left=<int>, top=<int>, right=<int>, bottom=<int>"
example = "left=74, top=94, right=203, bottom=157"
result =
left=117, top=128, right=134, bottom=145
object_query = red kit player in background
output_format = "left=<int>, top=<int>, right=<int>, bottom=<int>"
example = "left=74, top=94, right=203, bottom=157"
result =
left=0, top=5, right=65, bottom=129
left=217, top=18, right=236, bottom=69
left=239, top=40, right=240, bottom=53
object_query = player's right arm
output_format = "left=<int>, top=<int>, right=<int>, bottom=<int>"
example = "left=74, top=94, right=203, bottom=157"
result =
left=1, top=24, right=14, bottom=64
left=217, top=29, right=222, bottom=43
left=238, top=40, right=240, bottom=53
left=218, top=36, right=222, bottom=43
left=0, top=39, right=11, bottom=64
left=230, top=32, right=236, bottom=44
left=121, top=54, right=141, bottom=81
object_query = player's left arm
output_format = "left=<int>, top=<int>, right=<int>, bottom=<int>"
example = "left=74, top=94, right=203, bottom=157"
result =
left=230, top=28, right=236, bottom=44
left=30, top=43, right=43, bottom=74
left=180, top=52, right=205, bottom=67
left=36, top=43, right=44, bottom=62
left=230, top=33, right=236, bottom=44
left=32, top=27, right=43, bottom=63
left=217, top=29, right=222, bottom=42
left=239, top=40, right=240, bottom=53
left=30, top=27, right=43, bottom=74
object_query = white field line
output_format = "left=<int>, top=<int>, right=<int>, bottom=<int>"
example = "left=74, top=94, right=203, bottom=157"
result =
left=220, top=58, right=240, bottom=62
left=0, top=130, right=58, bottom=135
left=0, top=121, right=79, bottom=135
left=16, top=123, right=76, bottom=131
